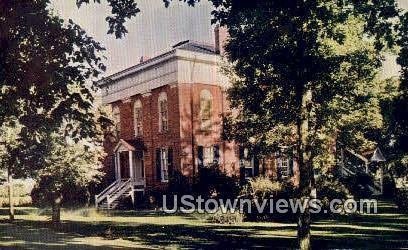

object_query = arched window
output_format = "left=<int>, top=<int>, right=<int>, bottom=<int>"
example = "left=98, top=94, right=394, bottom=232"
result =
left=112, top=106, right=121, bottom=138
left=134, top=100, right=143, bottom=136
left=200, top=89, right=213, bottom=130
left=158, top=92, right=168, bottom=132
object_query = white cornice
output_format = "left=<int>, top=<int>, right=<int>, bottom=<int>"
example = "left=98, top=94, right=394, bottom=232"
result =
left=99, top=48, right=229, bottom=105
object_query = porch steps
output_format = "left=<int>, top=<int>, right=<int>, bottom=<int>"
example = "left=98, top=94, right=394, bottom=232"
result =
left=95, top=179, right=144, bottom=209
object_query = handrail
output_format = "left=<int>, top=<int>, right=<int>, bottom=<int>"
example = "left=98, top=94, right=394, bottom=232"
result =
left=341, top=165, right=356, bottom=176
left=95, top=179, right=121, bottom=206
left=107, top=179, right=132, bottom=208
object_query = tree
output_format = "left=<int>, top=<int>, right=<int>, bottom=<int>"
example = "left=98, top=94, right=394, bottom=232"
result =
left=209, top=1, right=400, bottom=249
left=32, top=125, right=105, bottom=223
left=0, top=0, right=107, bottom=221
left=0, top=118, right=23, bottom=221
left=390, top=11, right=408, bottom=180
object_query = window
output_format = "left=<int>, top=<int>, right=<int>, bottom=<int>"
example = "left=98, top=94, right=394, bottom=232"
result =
left=198, top=145, right=219, bottom=168
left=200, top=89, right=212, bottom=130
left=160, top=148, right=169, bottom=182
left=276, top=154, right=290, bottom=178
left=240, top=148, right=255, bottom=179
left=156, top=148, right=173, bottom=182
left=134, top=100, right=143, bottom=136
left=241, top=148, right=255, bottom=179
left=158, top=92, right=168, bottom=132
left=112, top=106, right=120, bottom=138
left=203, top=146, right=214, bottom=166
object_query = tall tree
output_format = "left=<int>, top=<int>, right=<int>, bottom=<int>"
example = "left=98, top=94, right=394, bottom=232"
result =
left=32, top=122, right=106, bottom=223
left=0, top=0, right=106, bottom=220
left=209, top=1, right=399, bottom=249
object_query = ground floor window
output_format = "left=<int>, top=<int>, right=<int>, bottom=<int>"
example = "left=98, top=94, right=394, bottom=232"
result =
left=156, top=148, right=173, bottom=182
left=198, top=145, right=220, bottom=168
left=240, top=148, right=255, bottom=179
left=276, top=153, right=290, bottom=178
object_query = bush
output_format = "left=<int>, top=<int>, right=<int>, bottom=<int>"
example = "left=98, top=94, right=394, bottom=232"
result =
left=340, top=172, right=373, bottom=198
left=207, top=209, right=244, bottom=224
left=193, top=165, right=239, bottom=200
left=394, top=188, right=408, bottom=213
left=316, top=175, right=351, bottom=216
left=382, top=175, right=396, bottom=197
left=168, top=170, right=192, bottom=196
left=240, top=176, right=295, bottom=221
left=0, top=196, right=32, bottom=207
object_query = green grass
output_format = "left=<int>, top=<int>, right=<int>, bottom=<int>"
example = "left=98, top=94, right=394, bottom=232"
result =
left=0, top=200, right=407, bottom=249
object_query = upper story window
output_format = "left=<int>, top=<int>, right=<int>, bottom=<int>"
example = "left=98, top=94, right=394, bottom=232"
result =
left=112, top=106, right=121, bottom=138
left=134, top=100, right=143, bottom=137
left=200, top=89, right=213, bottom=130
left=158, top=92, right=168, bottom=132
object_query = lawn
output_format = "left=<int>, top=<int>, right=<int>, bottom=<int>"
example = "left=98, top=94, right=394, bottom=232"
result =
left=0, top=200, right=407, bottom=249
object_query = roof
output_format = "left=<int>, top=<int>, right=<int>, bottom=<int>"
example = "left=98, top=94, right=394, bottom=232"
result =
left=174, top=40, right=217, bottom=55
left=114, top=138, right=146, bottom=152
left=98, top=41, right=218, bottom=86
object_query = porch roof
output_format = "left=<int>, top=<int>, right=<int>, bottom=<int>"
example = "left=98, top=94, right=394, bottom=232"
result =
left=114, top=139, right=145, bottom=152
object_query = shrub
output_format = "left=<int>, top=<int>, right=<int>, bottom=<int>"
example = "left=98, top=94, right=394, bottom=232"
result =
left=340, top=172, right=373, bottom=198
left=193, top=165, right=239, bottom=200
left=240, top=176, right=295, bottom=221
left=168, top=170, right=192, bottom=196
left=316, top=175, right=351, bottom=216
left=394, top=188, right=408, bottom=213
left=382, top=175, right=396, bottom=197
left=207, top=209, right=244, bottom=224
left=0, top=196, right=32, bottom=207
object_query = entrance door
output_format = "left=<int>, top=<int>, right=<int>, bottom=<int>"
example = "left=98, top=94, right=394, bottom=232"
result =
left=133, top=150, right=144, bottom=184
left=119, top=151, right=130, bottom=179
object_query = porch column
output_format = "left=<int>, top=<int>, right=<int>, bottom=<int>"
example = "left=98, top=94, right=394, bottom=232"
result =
left=128, top=150, right=135, bottom=207
left=129, top=151, right=134, bottom=181
left=116, top=151, right=121, bottom=180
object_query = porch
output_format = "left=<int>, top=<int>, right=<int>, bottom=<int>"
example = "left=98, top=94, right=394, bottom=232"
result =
left=95, top=139, right=146, bottom=209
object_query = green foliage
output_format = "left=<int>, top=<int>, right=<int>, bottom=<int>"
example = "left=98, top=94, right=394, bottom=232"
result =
left=340, top=172, right=374, bottom=198
left=316, top=175, right=350, bottom=215
left=30, top=129, right=105, bottom=207
left=0, top=1, right=109, bottom=184
left=192, top=165, right=239, bottom=200
left=207, top=209, right=244, bottom=224
left=168, top=170, right=192, bottom=196
left=394, top=188, right=408, bottom=213
left=240, top=176, right=295, bottom=221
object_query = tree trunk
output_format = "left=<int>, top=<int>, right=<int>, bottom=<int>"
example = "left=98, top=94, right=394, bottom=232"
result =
left=297, top=89, right=313, bottom=250
left=52, top=195, right=62, bottom=223
left=7, top=166, right=14, bottom=222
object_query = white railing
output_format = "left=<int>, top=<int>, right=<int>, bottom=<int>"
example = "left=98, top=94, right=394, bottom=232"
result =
left=107, top=179, right=132, bottom=209
left=95, top=178, right=146, bottom=209
left=95, top=179, right=121, bottom=208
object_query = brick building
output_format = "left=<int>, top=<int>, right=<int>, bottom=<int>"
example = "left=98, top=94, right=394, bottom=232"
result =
left=95, top=33, right=298, bottom=209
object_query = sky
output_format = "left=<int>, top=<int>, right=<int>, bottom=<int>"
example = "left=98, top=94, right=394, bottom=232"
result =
left=51, top=0, right=215, bottom=76
left=51, top=0, right=407, bottom=77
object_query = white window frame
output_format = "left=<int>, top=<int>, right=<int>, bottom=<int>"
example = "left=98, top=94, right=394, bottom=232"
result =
left=134, top=100, right=143, bottom=137
left=160, top=148, right=169, bottom=182
left=242, top=148, right=255, bottom=179
left=276, top=153, right=290, bottom=178
left=203, top=146, right=214, bottom=167
left=158, top=92, right=168, bottom=132
left=200, top=89, right=213, bottom=130
left=112, top=106, right=120, bottom=138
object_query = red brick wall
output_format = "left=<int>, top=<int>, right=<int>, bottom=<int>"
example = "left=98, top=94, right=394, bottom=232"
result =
left=103, top=82, right=297, bottom=190
left=178, top=83, right=239, bottom=179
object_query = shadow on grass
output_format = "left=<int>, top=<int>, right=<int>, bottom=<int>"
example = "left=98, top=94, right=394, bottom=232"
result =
left=0, top=200, right=407, bottom=249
